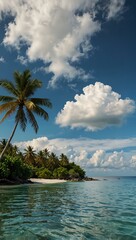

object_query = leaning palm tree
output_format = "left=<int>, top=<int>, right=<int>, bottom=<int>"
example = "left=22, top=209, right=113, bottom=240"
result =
left=0, top=69, right=52, bottom=160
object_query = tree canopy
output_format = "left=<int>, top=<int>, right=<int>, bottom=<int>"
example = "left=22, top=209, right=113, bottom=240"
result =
left=0, top=140, right=86, bottom=181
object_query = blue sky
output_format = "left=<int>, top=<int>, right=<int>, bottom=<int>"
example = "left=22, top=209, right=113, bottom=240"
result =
left=0, top=0, right=136, bottom=176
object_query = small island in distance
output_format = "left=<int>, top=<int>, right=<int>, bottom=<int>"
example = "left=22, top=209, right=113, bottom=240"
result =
left=0, top=140, right=97, bottom=185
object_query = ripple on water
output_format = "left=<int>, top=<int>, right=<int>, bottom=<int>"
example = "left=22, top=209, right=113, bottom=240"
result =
left=0, top=178, right=136, bottom=239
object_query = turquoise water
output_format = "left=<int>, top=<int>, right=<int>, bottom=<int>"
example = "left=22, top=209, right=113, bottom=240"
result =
left=0, top=177, right=136, bottom=240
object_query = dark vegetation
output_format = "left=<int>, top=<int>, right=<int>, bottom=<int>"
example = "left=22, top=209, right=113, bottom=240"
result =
left=0, top=140, right=86, bottom=183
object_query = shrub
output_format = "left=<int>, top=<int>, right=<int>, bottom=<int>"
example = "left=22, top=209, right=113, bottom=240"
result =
left=0, top=155, right=32, bottom=180
left=53, top=167, right=69, bottom=179
left=69, top=169, right=79, bottom=179
left=37, top=168, right=52, bottom=179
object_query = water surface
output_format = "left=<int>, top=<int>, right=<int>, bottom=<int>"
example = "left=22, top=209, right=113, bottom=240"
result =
left=0, top=177, right=136, bottom=239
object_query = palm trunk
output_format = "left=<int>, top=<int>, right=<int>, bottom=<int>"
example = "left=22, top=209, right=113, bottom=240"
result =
left=0, top=121, right=18, bottom=160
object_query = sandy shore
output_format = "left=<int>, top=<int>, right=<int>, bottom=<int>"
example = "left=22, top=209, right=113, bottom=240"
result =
left=30, top=178, right=67, bottom=184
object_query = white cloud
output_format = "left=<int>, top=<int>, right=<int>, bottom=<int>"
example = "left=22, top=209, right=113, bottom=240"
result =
left=88, top=150, right=127, bottom=169
left=56, top=82, right=135, bottom=131
left=107, top=0, right=125, bottom=20
left=0, top=0, right=125, bottom=87
left=14, top=136, right=136, bottom=175
left=130, top=155, right=136, bottom=168
left=15, top=137, right=136, bottom=155
left=0, top=56, right=5, bottom=63
left=17, top=55, right=28, bottom=65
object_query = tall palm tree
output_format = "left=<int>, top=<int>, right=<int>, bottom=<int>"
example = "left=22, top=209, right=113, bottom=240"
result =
left=0, top=69, right=52, bottom=160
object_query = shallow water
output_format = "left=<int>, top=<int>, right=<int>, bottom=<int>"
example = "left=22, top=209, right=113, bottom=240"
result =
left=0, top=177, right=136, bottom=239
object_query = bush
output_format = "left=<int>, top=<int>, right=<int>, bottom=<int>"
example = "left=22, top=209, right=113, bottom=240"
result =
left=69, top=169, right=79, bottom=179
left=53, top=167, right=69, bottom=179
left=72, top=164, right=85, bottom=179
left=0, top=162, right=10, bottom=178
left=0, top=155, right=32, bottom=180
left=37, top=168, right=52, bottom=179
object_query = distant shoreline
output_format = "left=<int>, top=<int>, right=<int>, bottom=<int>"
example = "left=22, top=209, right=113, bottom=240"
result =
left=0, top=177, right=98, bottom=185
left=30, top=178, right=67, bottom=184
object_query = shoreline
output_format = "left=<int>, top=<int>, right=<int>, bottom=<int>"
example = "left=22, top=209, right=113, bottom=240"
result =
left=30, top=178, right=67, bottom=184
left=0, top=177, right=98, bottom=185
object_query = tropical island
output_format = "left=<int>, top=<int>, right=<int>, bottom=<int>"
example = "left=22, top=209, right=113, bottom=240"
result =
left=0, top=140, right=86, bottom=184
left=0, top=69, right=89, bottom=184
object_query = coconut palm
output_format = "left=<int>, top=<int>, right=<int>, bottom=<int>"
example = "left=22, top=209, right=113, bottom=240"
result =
left=24, top=146, right=36, bottom=165
left=59, top=153, right=69, bottom=167
left=43, top=148, right=50, bottom=159
left=35, top=150, right=46, bottom=167
left=0, top=69, right=52, bottom=160
left=47, top=152, right=59, bottom=171
left=0, top=139, right=12, bottom=154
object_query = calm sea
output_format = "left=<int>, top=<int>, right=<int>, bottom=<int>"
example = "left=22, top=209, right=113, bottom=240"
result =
left=0, top=177, right=136, bottom=240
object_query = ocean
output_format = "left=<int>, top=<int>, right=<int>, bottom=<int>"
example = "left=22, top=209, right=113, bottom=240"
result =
left=0, top=177, right=136, bottom=240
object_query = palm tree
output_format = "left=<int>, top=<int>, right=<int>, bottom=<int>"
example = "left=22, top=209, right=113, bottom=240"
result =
left=0, top=69, right=52, bottom=160
left=59, top=153, right=69, bottom=167
left=47, top=152, right=59, bottom=171
left=43, top=148, right=50, bottom=159
left=35, top=150, right=46, bottom=167
left=24, top=146, right=36, bottom=165
left=0, top=139, right=12, bottom=155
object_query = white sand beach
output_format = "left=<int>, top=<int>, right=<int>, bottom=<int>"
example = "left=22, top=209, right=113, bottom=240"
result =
left=30, top=178, right=67, bottom=184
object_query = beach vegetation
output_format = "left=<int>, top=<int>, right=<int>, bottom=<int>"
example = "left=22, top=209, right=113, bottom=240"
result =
left=0, top=140, right=86, bottom=182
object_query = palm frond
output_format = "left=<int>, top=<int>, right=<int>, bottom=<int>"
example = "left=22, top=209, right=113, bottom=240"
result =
left=0, top=80, right=18, bottom=97
left=0, top=101, right=18, bottom=113
left=0, top=106, right=17, bottom=123
left=32, top=105, right=49, bottom=120
left=30, top=98, right=52, bottom=108
left=14, top=71, right=22, bottom=90
left=0, top=96, right=16, bottom=102
left=14, top=69, right=31, bottom=92
left=23, top=79, right=42, bottom=97
left=26, top=108, right=39, bottom=133
left=15, top=107, right=27, bottom=131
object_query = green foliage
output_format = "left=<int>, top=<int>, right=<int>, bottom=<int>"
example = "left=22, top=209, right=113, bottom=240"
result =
left=59, top=154, right=69, bottom=167
left=36, top=168, right=52, bottom=179
left=69, top=169, right=79, bottom=179
left=0, top=141, right=86, bottom=181
left=0, top=155, right=32, bottom=180
left=72, top=165, right=85, bottom=179
left=53, top=167, right=69, bottom=179
left=46, top=153, right=59, bottom=171
left=0, top=162, right=10, bottom=178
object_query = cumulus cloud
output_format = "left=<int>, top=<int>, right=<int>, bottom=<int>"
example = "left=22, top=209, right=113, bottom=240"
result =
left=0, top=0, right=125, bottom=86
left=56, top=82, right=135, bottom=131
left=88, top=150, right=127, bottom=169
left=14, top=137, right=136, bottom=155
left=14, top=136, right=136, bottom=174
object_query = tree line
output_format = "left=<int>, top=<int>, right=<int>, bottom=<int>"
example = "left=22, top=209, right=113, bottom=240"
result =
left=0, top=140, right=86, bottom=181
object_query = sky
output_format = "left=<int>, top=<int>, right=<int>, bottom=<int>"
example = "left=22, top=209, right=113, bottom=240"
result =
left=0, top=0, right=136, bottom=176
